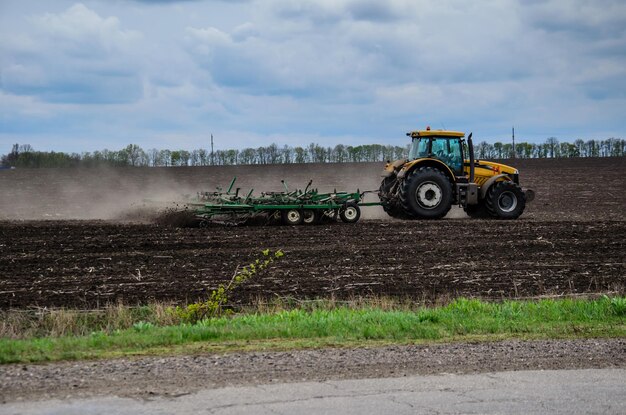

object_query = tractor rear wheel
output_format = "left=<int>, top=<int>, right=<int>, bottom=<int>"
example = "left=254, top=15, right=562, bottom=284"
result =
left=281, top=209, right=304, bottom=225
left=339, top=202, right=361, bottom=223
left=400, top=167, right=453, bottom=219
left=384, top=204, right=413, bottom=219
left=485, top=181, right=526, bottom=219
left=379, top=177, right=411, bottom=219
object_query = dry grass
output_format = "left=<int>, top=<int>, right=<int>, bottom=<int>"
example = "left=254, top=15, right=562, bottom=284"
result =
left=0, top=302, right=180, bottom=340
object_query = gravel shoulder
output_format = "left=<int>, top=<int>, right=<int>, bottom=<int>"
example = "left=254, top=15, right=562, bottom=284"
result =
left=1, top=338, right=624, bottom=403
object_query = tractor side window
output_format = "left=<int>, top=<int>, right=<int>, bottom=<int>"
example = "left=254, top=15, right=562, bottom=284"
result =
left=431, top=138, right=447, bottom=158
left=432, top=138, right=463, bottom=174
left=408, top=138, right=429, bottom=160
left=447, top=139, right=463, bottom=173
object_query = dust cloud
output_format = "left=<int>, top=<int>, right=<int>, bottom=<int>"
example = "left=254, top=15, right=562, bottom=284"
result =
left=0, top=163, right=388, bottom=222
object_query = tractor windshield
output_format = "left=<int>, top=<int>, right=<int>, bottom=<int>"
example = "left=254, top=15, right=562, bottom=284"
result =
left=408, top=138, right=429, bottom=160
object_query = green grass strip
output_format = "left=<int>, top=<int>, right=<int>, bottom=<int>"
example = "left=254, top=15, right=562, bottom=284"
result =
left=1, top=297, right=624, bottom=364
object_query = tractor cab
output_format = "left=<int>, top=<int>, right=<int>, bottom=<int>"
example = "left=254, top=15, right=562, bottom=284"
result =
left=407, top=129, right=465, bottom=176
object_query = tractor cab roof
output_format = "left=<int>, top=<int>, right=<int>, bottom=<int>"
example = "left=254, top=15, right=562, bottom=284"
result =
left=407, top=129, right=465, bottom=139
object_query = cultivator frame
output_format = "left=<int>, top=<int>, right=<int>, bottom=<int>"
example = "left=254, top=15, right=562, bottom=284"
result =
left=186, top=177, right=379, bottom=226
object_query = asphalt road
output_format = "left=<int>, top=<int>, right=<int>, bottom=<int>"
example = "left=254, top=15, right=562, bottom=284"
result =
left=2, top=369, right=624, bottom=415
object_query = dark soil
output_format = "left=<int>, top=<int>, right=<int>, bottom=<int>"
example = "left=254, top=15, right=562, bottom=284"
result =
left=1, top=219, right=624, bottom=308
left=1, top=339, right=624, bottom=402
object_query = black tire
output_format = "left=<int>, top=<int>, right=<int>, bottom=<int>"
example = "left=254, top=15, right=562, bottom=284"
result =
left=302, top=209, right=320, bottom=225
left=383, top=203, right=413, bottom=219
left=485, top=181, right=526, bottom=219
left=339, top=202, right=361, bottom=223
left=198, top=219, right=210, bottom=228
left=281, top=209, right=303, bottom=225
left=400, top=167, right=453, bottom=219
left=267, top=210, right=282, bottom=225
left=463, top=202, right=491, bottom=219
left=379, top=177, right=412, bottom=219
left=317, top=209, right=338, bottom=223
left=378, top=176, right=397, bottom=202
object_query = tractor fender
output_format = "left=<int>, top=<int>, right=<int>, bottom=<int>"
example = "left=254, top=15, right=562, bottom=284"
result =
left=479, top=174, right=511, bottom=199
left=381, top=159, right=408, bottom=177
left=397, top=158, right=456, bottom=184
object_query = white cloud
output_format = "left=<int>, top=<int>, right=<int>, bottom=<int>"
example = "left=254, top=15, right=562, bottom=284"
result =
left=2, top=3, right=144, bottom=104
left=32, top=3, right=140, bottom=51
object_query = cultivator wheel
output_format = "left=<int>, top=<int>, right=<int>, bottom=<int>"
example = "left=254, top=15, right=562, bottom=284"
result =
left=339, top=203, right=361, bottom=223
left=282, top=209, right=304, bottom=226
left=198, top=219, right=210, bottom=228
left=322, top=209, right=338, bottom=223
left=302, top=210, right=320, bottom=225
left=269, top=210, right=282, bottom=223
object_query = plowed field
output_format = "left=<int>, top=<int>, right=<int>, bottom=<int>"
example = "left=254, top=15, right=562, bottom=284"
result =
left=1, top=158, right=624, bottom=308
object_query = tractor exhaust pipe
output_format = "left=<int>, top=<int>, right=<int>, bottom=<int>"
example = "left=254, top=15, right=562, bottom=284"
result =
left=467, top=132, right=475, bottom=183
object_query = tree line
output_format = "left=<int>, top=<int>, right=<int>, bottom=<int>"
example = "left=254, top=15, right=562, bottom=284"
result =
left=1, top=137, right=624, bottom=168
left=474, top=137, right=625, bottom=159
left=1, top=143, right=408, bottom=168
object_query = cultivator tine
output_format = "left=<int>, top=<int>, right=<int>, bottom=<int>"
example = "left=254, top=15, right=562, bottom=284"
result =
left=244, top=188, right=254, bottom=203
left=226, top=177, right=236, bottom=194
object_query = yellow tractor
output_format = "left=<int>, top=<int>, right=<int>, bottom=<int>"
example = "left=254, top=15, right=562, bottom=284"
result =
left=378, top=127, right=534, bottom=219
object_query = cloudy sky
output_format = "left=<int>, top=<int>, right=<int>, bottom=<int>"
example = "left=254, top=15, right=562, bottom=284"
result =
left=1, top=0, right=625, bottom=153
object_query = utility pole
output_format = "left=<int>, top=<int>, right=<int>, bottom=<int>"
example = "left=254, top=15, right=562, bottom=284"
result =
left=512, top=126, right=516, bottom=159
left=210, top=134, right=214, bottom=166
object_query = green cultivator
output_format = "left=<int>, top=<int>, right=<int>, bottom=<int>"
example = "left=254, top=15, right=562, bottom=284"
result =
left=186, top=177, right=379, bottom=226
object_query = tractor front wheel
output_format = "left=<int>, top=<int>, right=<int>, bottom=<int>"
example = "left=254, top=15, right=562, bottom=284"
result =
left=485, top=181, right=526, bottom=219
left=464, top=202, right=490, bottom=219
left=400, top=167, right=453, bottom=219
